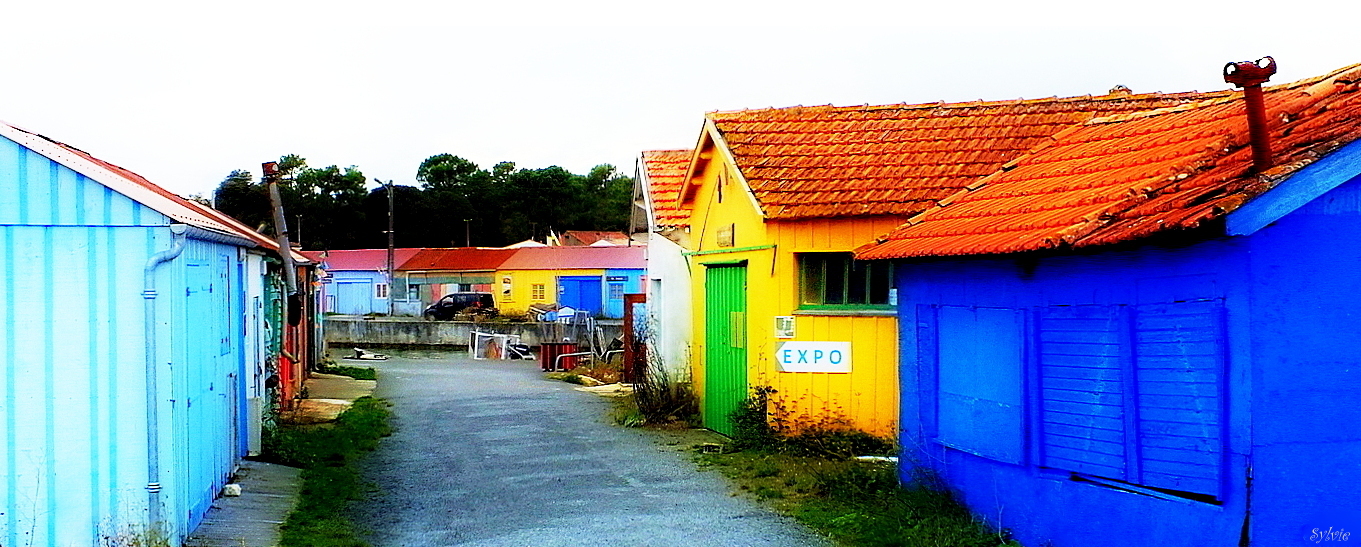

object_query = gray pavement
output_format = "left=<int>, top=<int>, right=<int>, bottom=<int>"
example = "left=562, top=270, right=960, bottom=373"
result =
left=185, top=460, right=301, bottom=547
left=349, top=351, right=830, bottom=547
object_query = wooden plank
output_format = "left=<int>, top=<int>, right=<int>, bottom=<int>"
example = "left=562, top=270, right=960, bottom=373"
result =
left=1043, top=446, right=1126, bottom=475
left=1043, top=399, right=1124, bottom=418
left=1040, top=342, right=1124, bottom=357
left=1041, top=388, right=1124, bottom=406
left=1041, top=363, right=1122, bottom=378
left=1042, top=411, right=1124, bottom=431
left=1139, top=419, right=1220, bottom=438
left=1042, top=422, right=1125, bottom=444
left=1042, top=376, right=1125, bottom=392
left=1136, top=380, right=1220, bottom=397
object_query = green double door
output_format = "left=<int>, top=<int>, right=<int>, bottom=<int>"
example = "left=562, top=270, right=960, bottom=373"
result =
left=704, top=264, right=748, bottom=436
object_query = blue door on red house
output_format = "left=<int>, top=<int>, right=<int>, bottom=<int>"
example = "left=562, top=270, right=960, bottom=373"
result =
left=558, top=276, right=603, bottom=315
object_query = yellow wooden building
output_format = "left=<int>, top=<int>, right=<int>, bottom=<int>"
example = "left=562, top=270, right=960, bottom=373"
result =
left=493, top=246, right=646, bottom=319
left=678, top=92, right=1216, bottom=437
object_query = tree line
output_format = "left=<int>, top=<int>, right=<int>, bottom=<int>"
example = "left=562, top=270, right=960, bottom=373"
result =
left=212, top=154, right=635, bottom=250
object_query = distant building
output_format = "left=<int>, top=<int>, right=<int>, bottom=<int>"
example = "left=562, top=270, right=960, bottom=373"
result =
left=557, top=230, right=631, bottom=246
left=394, top=247, right=517, bottom=316
left=494, top=246, right=645, bottom=319
left=316, top=248, right=423, bottom=315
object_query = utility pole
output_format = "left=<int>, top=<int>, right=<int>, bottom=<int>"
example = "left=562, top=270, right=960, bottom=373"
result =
left=384, top=179, right=395, bottom=316
left=265, top=161, right=302, bottom=326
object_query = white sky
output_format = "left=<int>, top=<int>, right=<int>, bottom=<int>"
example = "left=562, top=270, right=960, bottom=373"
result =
left=0, top=1, right=1355, bottom=197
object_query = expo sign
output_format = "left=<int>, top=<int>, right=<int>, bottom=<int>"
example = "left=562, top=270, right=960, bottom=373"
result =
left=776, top=341, right=851, bottom=373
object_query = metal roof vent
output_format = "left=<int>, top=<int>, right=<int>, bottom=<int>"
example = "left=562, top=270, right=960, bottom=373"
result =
left=1223, top=56, right=1277, bottom=174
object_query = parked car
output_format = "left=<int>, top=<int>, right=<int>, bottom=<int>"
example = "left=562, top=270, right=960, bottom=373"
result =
left=423, top=292, right=498, bottom=320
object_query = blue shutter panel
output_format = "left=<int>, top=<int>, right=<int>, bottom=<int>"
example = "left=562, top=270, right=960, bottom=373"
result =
left=1037, top=305, right=1128, bottom=479
left=935, top=306, right=1026, bottom=464
left=1132, top=300, right=1225, bottom=496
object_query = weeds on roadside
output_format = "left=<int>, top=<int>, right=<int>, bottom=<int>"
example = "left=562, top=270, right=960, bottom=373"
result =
left=703, top=387, right=1015, bottom=547
left=629, top=363, right=699, bottom=428
left=261, top=396, right=392, bottom=547
left=316, top=358, right=378, bottom=381
left=99, top=525, right=170, bottom=547
left=729, top=387, right=895, bottom=459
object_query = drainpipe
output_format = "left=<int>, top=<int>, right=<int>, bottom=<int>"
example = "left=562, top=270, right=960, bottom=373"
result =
left=1223, top=56, right=1278, bottom=174
left=142, top=223, right=188, bottom=527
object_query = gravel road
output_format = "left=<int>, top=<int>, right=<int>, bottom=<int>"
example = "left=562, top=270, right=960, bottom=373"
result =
left=348, top=351, right=829, bottom=547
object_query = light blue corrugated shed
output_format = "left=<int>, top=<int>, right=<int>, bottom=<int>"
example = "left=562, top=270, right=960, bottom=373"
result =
left=0, top=121, right=275, bottom=546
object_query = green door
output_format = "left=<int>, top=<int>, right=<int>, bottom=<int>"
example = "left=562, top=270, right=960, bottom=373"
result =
left=704, top=264, right=748, bottom=435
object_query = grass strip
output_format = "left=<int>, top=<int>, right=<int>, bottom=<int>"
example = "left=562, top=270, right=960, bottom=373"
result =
left=323, top=365, right=378, bottom=381
left=262, top=396, right=392, bottom=547
left=698, top=451, right=1017, bottom=547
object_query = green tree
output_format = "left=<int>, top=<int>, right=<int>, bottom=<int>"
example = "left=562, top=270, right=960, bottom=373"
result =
left=577, top=164, right=634, bottom=232
left=416, top=154, right=494, bottom=246
left=212, top=169, right=271, bottom=232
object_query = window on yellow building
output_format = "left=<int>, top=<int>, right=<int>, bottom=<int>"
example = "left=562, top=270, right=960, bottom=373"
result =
left=798, top=252, right=893, bottom=309
left=532, top=284, right=546, bottom=300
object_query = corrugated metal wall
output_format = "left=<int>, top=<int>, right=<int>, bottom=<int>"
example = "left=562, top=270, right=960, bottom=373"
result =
left=0, top=135, right=246, bottom=545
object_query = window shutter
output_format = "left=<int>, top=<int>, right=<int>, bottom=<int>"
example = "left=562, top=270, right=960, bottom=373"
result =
left=1037, top=305, right=1128, bottom=479
left=1132, top=300, right=1225, bottom=497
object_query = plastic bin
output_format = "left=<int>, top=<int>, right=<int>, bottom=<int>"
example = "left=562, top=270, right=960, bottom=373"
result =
left=538, top=342, right=579, bottom=372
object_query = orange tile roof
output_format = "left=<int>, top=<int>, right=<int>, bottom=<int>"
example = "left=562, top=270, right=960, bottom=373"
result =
left=399, top=248, right=516, bottom=271
left=640, top=149, right=692, bottom=227
left=855, top=64, right=1361, bottom=260
left=708, top=91, right=1224, bottom=220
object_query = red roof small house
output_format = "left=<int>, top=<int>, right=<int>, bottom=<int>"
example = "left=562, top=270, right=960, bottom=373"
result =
left=395, top=247, right=517, bottom=315
left=0, top=121, right=315, bottom=544
left=315, top=248, right=423, bottom=315
left=634, top=149, right=697, bottom=375
left=557, top=230, right=631, bottom=246
left=855, top=60, right=1361, bottom=547
left=677, top=89, right=1218, bottom=437
left=493, top=246, right=645, bottom=319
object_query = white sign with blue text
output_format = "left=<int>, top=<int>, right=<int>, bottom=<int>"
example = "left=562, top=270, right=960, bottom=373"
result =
left=776, top=341, right=851, bottom=373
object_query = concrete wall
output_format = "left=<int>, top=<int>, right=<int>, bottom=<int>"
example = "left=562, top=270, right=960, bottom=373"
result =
left=325, top=317, right=622, bottom=349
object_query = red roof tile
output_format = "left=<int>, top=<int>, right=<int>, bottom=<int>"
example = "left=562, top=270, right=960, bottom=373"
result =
left=497, top=246, right=645, bottom=270
left=641, top=149, right=692, bottom=227
left=708, top=91, right=1224, bottom=220
left=856, top=64, right=1361, bottom=260
left=399, top=248, right=517, bottom=271
left=321, top=248, right=425, bottom=271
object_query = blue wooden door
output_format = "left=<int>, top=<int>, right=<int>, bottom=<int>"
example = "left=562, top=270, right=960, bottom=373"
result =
left=558, top=276, right=603, bottom=315
left=336, top=281, right=372, bottom=315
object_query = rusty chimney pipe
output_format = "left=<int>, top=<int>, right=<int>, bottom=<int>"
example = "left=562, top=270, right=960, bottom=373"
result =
left=1223, top=56, right=1277, bottom=174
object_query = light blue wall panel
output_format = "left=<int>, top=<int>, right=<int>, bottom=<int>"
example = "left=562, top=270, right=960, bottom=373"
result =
left=0, top=225, right=159, bottom=546
left=0, top=135, right=253, bottom=544
left=0, top=135, right=167, bottom=228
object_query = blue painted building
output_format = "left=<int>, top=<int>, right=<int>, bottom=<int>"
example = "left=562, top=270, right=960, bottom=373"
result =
left=0, top=122, right=287, bottom=545
left=856, top=64, right=1361, bottom=546
left=316, top=248, right=422, bottom=315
